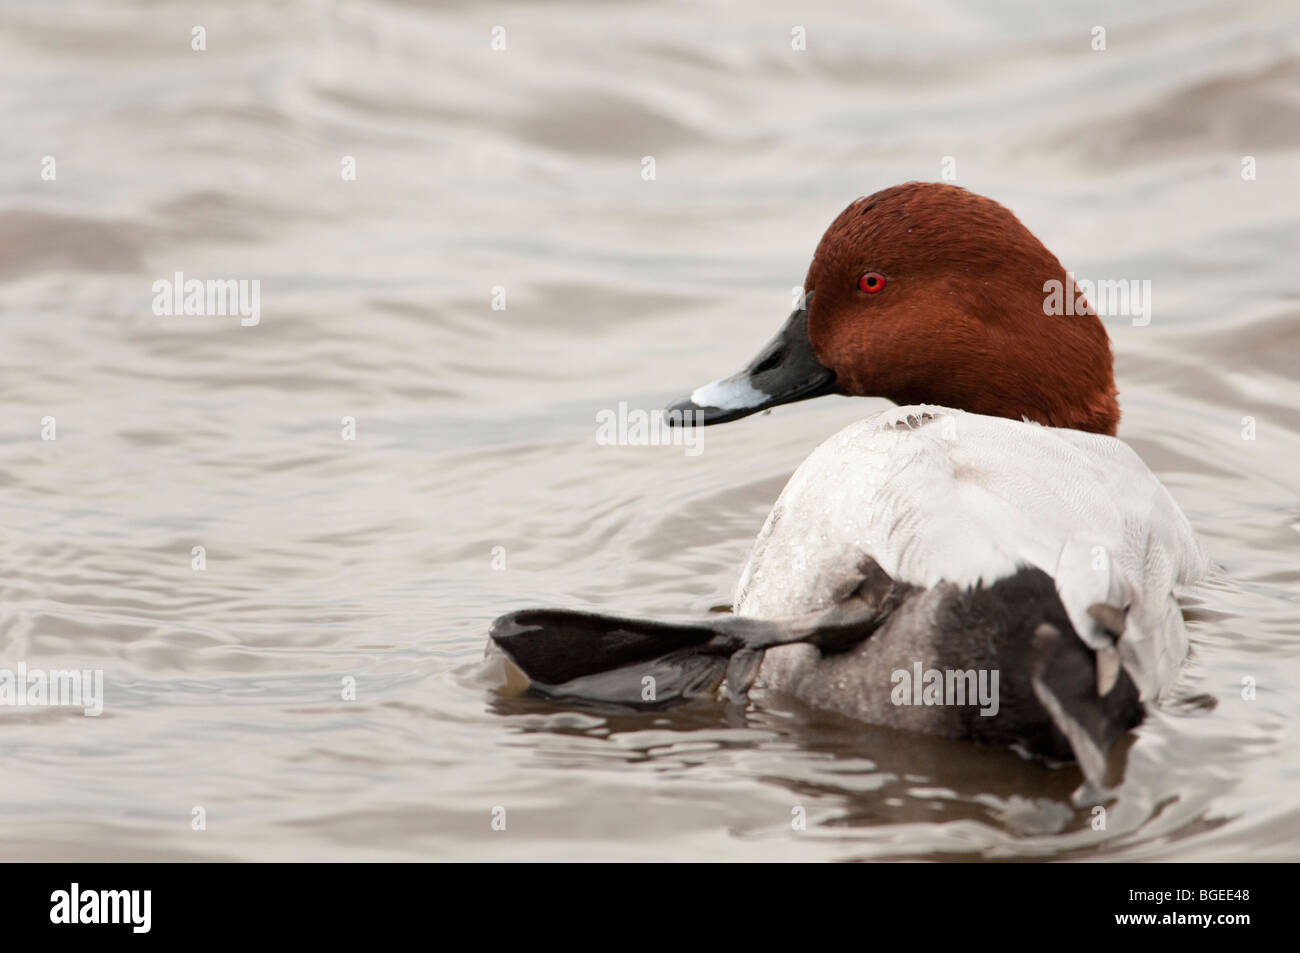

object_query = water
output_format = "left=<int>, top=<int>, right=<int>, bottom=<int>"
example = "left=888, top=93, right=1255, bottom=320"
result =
left=1, top=0, right=1297, bottom=861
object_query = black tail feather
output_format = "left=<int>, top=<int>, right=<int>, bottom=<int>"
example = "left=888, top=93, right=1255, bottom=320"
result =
left=488, top=603, right=892, bottom=706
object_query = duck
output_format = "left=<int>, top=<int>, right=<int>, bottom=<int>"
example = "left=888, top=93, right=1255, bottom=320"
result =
left=488, top=182, right=1207, bottom=787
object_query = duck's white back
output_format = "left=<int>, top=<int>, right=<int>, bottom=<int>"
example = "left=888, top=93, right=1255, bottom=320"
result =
left=734, top=405, right=1207, bottom=698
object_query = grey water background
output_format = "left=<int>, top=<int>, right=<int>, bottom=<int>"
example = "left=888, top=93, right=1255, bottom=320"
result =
left=0, top=0, right=1298, bottom=860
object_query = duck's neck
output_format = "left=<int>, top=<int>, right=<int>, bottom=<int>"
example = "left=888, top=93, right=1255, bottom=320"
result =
left=879, top=318, right=1121, bottom=435
left=968, top=289, right=1122, bottom=435
left=1013, top=315, right=1121, bottom=435
left=890, top=385, right=1119, bottom=435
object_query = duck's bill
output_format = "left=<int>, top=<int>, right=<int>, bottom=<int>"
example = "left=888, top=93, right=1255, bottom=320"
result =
left=665, top=294, right=837, bottom=426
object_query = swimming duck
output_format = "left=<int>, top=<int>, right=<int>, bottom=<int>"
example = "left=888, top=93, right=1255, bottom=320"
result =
left=489, top=182, right=1207, bottom=786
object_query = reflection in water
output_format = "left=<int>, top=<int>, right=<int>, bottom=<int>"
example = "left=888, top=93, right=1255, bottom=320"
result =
left=485, top=671, right=1235, bottom=859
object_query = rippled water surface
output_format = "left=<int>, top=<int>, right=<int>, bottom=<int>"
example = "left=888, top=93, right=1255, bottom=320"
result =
left=1, top=0, right=1298, bottom=860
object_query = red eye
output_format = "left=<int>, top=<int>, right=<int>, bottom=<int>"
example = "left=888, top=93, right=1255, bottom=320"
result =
left=858, top=272, right=886, bottom=294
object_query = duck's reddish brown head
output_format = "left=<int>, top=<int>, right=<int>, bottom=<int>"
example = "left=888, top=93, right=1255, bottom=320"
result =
left=668, top=182, right=1120, bottom=435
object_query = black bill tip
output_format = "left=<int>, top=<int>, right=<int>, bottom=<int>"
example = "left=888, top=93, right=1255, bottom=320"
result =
left=663, top=389, right=773, bottom=426
left=663, top=293, right=837, bottom=427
